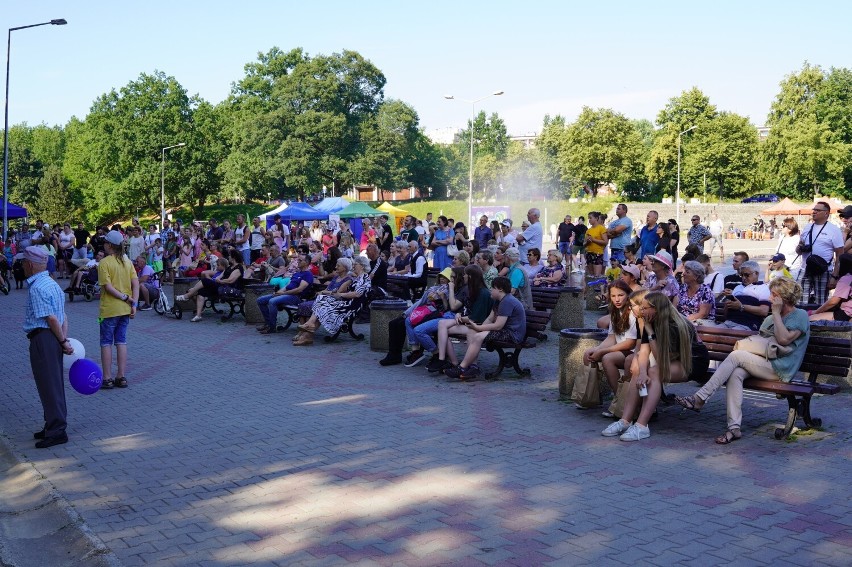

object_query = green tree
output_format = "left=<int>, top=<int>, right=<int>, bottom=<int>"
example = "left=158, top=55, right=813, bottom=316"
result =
left=3, top=125, right=42, bottom=205
left=647, top=88, right=718, bottom=195
left=454, top=111, right=510, bottom=198
left=690, top=112, right=760, bottom=201
left=222, top=48, right=386, bottom=199
left=31, top=164, right=74, bottom=226
left=64, top=71, right=194, bottom=223
left=762, top=63, right=852, bottom=199
left=559, top=107, right=646, bottom=198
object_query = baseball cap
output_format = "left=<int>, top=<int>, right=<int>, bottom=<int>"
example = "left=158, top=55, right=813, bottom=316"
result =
left=105, top=230, right=125, bottom=246
left=771, top=253, right=786, bottom=263
left=621, top=264, right=641, bottom=279
left=839, top=205, right=852, bottom=219
left=501, top=219, right=513, bottom=227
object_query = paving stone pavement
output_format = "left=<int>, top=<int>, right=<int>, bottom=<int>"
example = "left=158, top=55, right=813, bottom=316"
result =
left=0, top=286, right=850, bottom=566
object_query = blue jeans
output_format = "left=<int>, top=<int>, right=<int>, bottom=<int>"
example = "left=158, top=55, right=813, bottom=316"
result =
left=610, top=248, right=625, bottom=263
left=558, top=242, right=571, bottom=256
left=409, top=312, right=455, bottom=352
left=257, top=293, right=300, bottom=328
left=240, top=249, right=251, bottom=266
left=100, top=315, right=130, bottom=346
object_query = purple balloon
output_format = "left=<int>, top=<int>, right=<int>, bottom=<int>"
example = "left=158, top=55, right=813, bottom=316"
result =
left=69, top=358, right=103, bottom=395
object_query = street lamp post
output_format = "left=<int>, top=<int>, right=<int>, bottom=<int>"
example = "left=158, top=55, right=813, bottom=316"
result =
left=161, top=143, right=186, bottom=229
left=3, top=18, right=66, bottom=242
left=676, top=125, right=697, bottom=224
left=444, top=90, right=504, bottom=225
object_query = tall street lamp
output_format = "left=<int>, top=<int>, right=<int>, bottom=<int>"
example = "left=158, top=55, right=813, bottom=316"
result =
left=161, top=143, right=186, bottom=228
left=3, top=18, right=67, bottom=242
left=676, top=125, right=697, bottom=224
left=444, top=90, right=504, bottom=225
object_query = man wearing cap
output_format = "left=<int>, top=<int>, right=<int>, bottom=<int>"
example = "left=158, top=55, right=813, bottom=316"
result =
left=500, top=220, right=518, bottom=248
left=474, top=215, right=493, bottom=249
left=606, top=204, right=633, bottom=263
left=23, top=246, right=74, bottom=448
left=516, top=208, right=543, bottom=264
left=687, top=215, right=713, bottom=253
left=798, top=201, right=844, bottom=304
left=98, top=230, right=139, bottom=389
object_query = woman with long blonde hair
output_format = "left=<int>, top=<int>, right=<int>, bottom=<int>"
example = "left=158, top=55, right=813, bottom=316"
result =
left=602, top=290, right=708, bottom=441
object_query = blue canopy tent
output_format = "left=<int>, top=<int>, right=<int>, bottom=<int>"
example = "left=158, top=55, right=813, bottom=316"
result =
left=258, top=202, right=290, bottom=226
left=313, top=197, right=349, bottom=214
left=1, top=199, right=28, bottom=219
left=276, top=202, right=328, bottom=222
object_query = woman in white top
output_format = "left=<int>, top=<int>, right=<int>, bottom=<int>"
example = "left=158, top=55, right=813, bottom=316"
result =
left=57, top=223, right=76, bottom=279
left=581, top=280, right=639, bottom=399
left=775, top=217, right=802, bottom=280
left=309, top=220, right=324, bottom=243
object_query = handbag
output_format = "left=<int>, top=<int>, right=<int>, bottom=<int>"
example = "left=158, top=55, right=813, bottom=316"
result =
left=409, top=305, right=441, bottom=326
left=447, top=244, right=459, bottom=257
left=734, top=334, right=793, bottom=360
left=805, top=254, right=828, bottom=276
left=571, top=363, right=601, bottom=408
left=607, top=376, right=641, bottom=420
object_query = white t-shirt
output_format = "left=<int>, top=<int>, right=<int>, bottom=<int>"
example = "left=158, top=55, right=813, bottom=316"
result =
left=709, top=219, right=724, bottom=236
left=609, top=312, right=639, bottom=345
left=776, top=233, right=803, bottom=270
left=800, top=221, right=843, bottom=264
left=518, top=221, right=543, bottom=257
left=732, top=283, right=770, bottom=302
left=705, top=271, right=726, bottom=295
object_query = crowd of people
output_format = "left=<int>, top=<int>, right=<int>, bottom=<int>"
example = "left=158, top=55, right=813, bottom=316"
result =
left=12, top=200, right=852, bottom=449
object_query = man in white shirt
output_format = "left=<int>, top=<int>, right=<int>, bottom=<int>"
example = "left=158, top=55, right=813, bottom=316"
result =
left=799, top=201, right=844, bottom=304
left=516, top=208, right=543, bottom=264
left=707, top=213, right=725, bottom=261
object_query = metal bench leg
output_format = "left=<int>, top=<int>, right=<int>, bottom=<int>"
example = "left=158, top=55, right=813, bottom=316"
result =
left=348, top=322, right=365, bottom=341
left=486, top=348, right=508, bottom=380
left=324, top=327, right=343, bottom=343
left=509, top=347, right=531, bottom=377
left=799, top=394, right=821, bottom=429
left=774, top=395, right=800, bottom=439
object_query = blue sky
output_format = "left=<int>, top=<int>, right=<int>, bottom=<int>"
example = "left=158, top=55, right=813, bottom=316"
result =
left=4, top=1, right=850, bottom=136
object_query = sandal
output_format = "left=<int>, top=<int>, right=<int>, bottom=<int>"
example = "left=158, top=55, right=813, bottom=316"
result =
left=297, top=323, right=319, bottom=333
left=715, top=429, right=742, bottom=445
left=101, top=378, right=115, bottom=389
left=675, top=395, right=703, bottom=412
left=114, top=377, right=128, bottom=388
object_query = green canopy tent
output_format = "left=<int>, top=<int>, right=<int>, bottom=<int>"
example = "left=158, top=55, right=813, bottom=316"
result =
left=336, top=202, right=382, bottom=245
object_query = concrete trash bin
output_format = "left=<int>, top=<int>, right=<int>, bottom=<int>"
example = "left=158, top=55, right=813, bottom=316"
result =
left=173, top=277, right=197, bottom=313
left=244, top=283, right=274, bottom=325
left=551, top=286, right=584, bottom=331
left=370, top=299, right=409, bottom=352
left=559, top=328, right=608, bottom=400
left=809, top=321, right=852, bottom=389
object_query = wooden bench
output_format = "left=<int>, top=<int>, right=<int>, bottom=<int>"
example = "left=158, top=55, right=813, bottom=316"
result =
left=483, top=309, right=552, bottom=380
left=203, top=292, right=245, bottom=322
left=531, top=285, right=584, bottom=330
left=275, top=285, right=365, bottom=343
left=696, top=326, right=845, bottom=439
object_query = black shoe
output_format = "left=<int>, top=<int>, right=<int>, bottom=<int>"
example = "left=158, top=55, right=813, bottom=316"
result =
left=444, top=365, right=462, bottom=379
left=379, top=355, right=402, bottom=366
left=33, top=429, right=46, bottom=440
left=404, top=351, right=430, bottom=368
left=139, top=304, right=152, bottom=311
left=425, top=354, right=444, bottom=373
left=35, top=433, right=68, bottom=449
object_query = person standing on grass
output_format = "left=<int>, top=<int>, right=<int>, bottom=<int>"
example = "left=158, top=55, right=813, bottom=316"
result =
left=98, top=231, right=139, bottom=390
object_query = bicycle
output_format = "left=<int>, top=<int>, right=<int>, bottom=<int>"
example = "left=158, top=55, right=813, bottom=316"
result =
left=151, top=272, right=182, bottom=319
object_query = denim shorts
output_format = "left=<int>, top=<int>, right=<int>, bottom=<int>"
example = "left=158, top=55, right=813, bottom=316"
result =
left=100, top=315, right=130, bottom=346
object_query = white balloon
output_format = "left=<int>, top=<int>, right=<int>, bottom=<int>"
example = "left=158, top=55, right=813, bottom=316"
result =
left=63, top=338, right=86, bottom=370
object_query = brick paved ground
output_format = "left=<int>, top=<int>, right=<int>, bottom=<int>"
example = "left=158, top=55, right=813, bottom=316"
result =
left=0, top=286, right=850, bottom=566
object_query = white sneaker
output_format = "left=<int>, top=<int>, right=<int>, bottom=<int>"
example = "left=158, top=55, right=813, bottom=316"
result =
left=191, top=315, right=202, bottom=322
left=601, top=420, right=629, bottom=437
left=176, top=294, right=187, bottom=302
left=620, top=423, right=650, bottom=442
